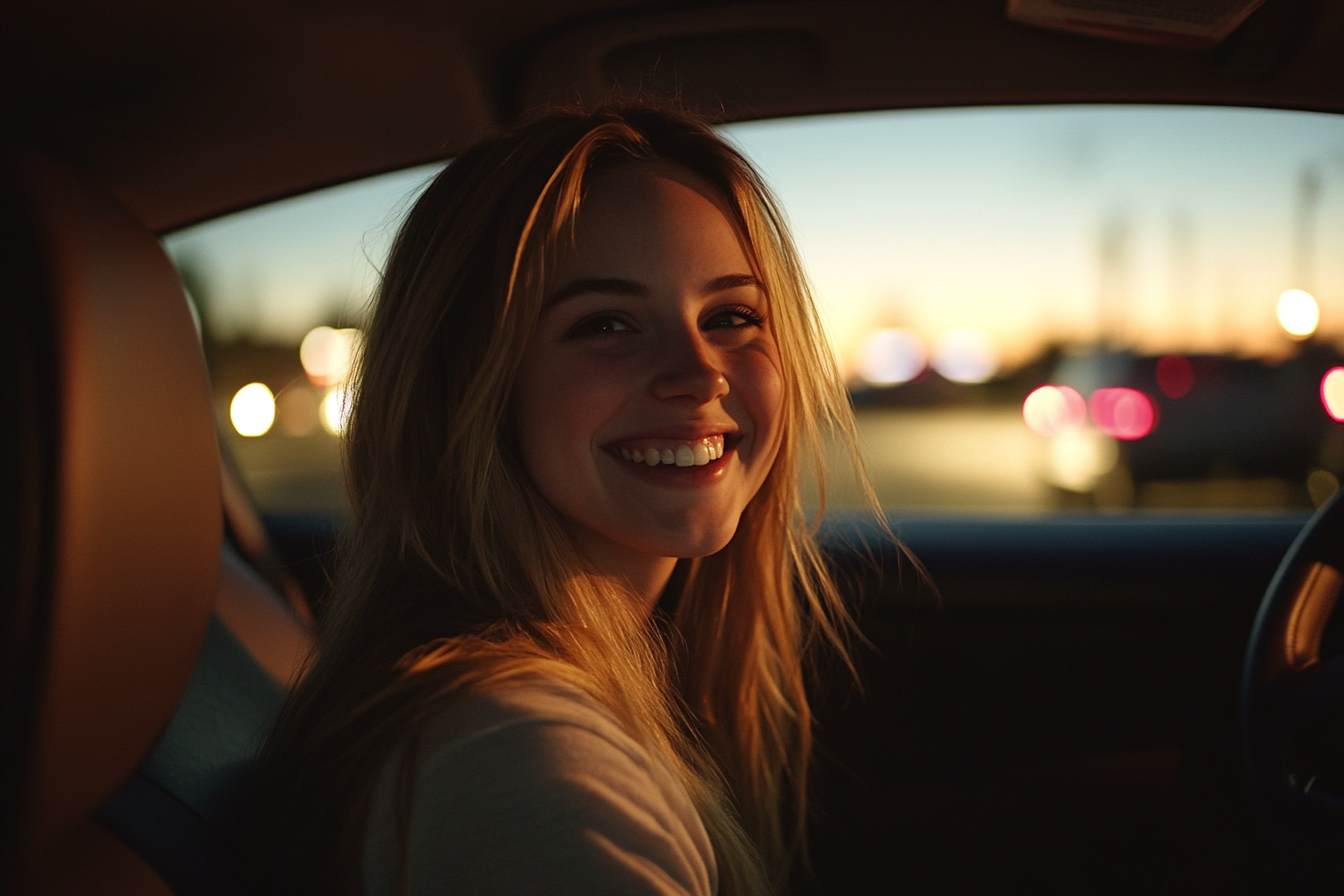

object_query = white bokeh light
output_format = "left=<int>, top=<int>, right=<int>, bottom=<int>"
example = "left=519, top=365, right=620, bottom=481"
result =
left=1276, top=289, right=1319, bottom=339
left=230, top=383, right=275, bottom=437
left=932, top=329, right=999, bottom=384
left=301, top=326, right=362, bottom=386
left=1046, top=428, right=1119, bottom=492
left=1022, top=385, right=1087, bottom=436
left=321, top=385, right=352, bottom=434
left=858, top=328, right=927, bottom=385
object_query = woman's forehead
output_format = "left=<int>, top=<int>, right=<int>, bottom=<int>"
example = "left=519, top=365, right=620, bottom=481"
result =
left=562, top=160, right=757, bottom=275
left=580, top=159, right=734, bottom=225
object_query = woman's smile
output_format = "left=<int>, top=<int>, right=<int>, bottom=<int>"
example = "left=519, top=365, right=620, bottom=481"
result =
left=608, top=433, right=728, bottom=468
left=603, top=432, right=741, bottom=491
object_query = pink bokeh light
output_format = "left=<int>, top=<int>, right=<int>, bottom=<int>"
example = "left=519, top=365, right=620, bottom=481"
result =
left=1090, top=388, right=1156, bottom=440
left=1155, top=355, right=1194, bottom=399
left=1321, top=367, right=1344, bottom=422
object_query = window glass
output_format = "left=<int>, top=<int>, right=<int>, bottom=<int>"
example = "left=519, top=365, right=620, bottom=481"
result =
left=166, top=164, right=443, bottom=514
left=166, top=106, right=1344, bottom=516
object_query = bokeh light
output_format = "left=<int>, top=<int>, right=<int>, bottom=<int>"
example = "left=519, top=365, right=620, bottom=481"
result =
left=932, top=329, right=999, bottom=384
left=300, top=326, right=362, bottom=386
left=1046, top=428, right=1119, bottom=492
left=321, top=385, right=352, bottom=434
left=1276, top=289, right=1319, bottom=339
left=1321, top=367, right=1344, bottom=422
left=1155, top=355, right=1194, bottom=399
left=858, top=328, right=927, bottom=385
left=1307, top=469, right=1339, bottom=507
left=1022, top=385, right=1087, bottom=436
left=1090, top=388, right=1156, bottom=440
left=277, top=384, right=320, bottom=437
left=230, top=383, right=275, bottom=437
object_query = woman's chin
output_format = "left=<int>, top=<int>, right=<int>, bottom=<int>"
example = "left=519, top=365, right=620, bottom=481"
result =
left=640, top=522, right=740, bottom=561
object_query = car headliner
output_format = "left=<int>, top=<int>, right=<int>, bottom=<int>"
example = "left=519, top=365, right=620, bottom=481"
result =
left=3, top=0, right=1342, bottom=233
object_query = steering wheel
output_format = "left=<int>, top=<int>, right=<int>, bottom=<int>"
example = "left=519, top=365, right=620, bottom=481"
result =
left=1243, top=489, right=1344, bottom=892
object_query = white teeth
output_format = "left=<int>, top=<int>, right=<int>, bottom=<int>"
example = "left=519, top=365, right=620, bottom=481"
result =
left=617, top=435, right=728, bottom=466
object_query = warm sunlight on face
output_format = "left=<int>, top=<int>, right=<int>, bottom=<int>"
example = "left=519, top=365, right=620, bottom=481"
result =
left=512, top=162, right=784, bottom=596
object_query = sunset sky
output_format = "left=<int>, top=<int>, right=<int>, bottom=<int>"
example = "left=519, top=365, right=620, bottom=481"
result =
left=167, top=105, right=1344, bottom=377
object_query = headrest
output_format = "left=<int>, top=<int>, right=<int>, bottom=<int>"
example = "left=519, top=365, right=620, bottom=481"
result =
left=9, top=152, right=221, bottom=878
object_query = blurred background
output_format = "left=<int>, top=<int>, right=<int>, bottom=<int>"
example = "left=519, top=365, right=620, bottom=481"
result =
left=164, top=105, right=1344, bottom=517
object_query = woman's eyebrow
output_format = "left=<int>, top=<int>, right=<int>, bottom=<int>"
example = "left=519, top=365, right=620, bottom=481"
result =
left=704, top=273, right=761, bottom=294
left=545, top=277, right=648, bottom=308
left=544, top=274, right=762, bottom=309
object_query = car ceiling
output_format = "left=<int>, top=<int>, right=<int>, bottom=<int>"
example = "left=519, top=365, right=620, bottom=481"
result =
left=4, top=0, right=1342, bottom=233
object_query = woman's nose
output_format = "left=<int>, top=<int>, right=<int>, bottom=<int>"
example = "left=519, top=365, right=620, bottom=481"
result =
left=650, top=334, right=729, bottom=403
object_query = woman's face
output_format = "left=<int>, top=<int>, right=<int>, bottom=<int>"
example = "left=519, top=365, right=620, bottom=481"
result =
left=513, top=161, right=783, bottom=597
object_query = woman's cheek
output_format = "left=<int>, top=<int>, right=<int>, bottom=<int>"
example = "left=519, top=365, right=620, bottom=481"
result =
left=541, top=354, right=641, bottom=444
left=732, top=346, right=785, bottom=459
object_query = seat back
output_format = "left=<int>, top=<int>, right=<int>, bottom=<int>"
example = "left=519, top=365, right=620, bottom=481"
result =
left=97, top=536, right=315, bottom=895
left=2, top=150, right=221, bottom=893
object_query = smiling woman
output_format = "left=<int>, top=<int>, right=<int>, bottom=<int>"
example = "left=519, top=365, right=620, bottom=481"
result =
left=257, top=105, right=878, bottom=895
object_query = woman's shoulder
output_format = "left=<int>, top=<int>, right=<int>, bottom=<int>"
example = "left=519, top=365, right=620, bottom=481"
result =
left=363, top=677, right=718, bottom=896
left=418, top=676, right=640, bottom=757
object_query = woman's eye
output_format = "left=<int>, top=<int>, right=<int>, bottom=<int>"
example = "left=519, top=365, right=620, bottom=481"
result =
left=704, top=304, right=765, bottom=330
left=565, top=313, right=636, bottom=339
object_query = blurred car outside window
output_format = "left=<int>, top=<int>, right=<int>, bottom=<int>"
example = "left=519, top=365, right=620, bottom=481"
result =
left=165, top=105, right=1344, bottom=517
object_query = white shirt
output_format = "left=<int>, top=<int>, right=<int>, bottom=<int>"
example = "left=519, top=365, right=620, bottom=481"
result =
left=363, top=677, right=718, bottom=895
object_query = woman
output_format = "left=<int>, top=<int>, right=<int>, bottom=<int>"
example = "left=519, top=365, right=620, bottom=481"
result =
left=260, top=104, right=881, bottom=895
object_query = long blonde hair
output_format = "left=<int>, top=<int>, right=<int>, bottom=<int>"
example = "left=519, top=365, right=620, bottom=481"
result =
left=260, top=104, right=879, bottom=895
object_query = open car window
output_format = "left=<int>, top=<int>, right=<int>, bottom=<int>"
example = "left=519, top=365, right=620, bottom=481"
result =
left=165, top=105, right=1344, bottom=517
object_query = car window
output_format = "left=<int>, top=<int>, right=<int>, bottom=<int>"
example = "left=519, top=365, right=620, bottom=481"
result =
left=165, top=105, right=1344, bottom=517
left=166, top=164, right=443, bottom=514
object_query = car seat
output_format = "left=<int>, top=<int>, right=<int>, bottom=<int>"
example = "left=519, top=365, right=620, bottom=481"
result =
left=1, top=151, right=313, bottom=894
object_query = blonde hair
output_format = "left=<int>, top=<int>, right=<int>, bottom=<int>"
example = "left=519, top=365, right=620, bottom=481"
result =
left=259, top=104, right=880, bottom=895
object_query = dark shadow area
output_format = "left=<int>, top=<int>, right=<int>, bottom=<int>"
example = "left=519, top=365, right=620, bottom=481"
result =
left=800, top=514, right=1306, bottom=895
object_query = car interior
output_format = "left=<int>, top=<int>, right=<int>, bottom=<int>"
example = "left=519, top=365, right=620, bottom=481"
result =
left=2, top=2, right=1342, bottom=894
